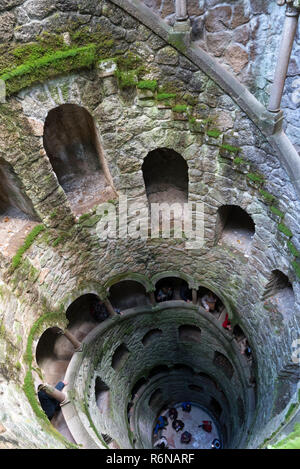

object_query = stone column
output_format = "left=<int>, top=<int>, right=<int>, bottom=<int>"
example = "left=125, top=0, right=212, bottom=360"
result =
left=40, top=384, right=67, bottom=404
left=192, top=289, right=198, bottom=305
left=268, top=1, right=300, bottom=112
left=62, top=329, right=82, bottom=352
left=175, top=0, right=188, bottom=21
left=149, top=291, right=157, bottom=306
left=104, top=299, right=117, bottom=316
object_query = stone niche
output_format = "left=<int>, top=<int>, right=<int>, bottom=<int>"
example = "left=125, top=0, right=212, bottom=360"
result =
left=43, top=104, right=115, bottom=216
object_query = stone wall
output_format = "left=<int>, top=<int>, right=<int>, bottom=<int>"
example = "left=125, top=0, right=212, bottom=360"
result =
left=0, top=0, right=299, bottom=448
left=141, top=0, right=300, bottom=154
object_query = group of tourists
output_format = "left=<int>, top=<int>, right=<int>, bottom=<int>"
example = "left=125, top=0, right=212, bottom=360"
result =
left=153, top=402, right=222, bottom=449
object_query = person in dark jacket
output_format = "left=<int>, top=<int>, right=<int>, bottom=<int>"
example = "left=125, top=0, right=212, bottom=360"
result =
left=37, top=381, right=66, bottom=420
left=90, top=300, right=110, bottom=322
left=179, top=282, right=192, bottom=303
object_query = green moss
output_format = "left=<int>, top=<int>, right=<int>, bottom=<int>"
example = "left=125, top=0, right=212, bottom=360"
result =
left=49, top=209, right=58, bottom=219
left=259, top=189, right=277, bottom=205
left=172, top=104, right=188, bottom=113
left=278, top=223, right=293, bottom=238
left=220, top=144, right=240, bottom=153
left=1, top=45, right=96, bottom=96
left=288, top=241, right=300, bottom=258
left=272, top=423, right=300, bottom=449
left=285, top=403, right=297, bottom=421
left=115, top=69, right=137, bottom=88
left=168, top=34, right=187, bottom=53
left=11, top=224, right=45, bottom=271
left=233, top=157, right=245, bottom=165
left=270, top=206, right=284, bottom=219
left=247, top=172, right=265, bottom=185
left=292, top=260, right=300, bottom=279
left=207, top=129, right=221, bottom=138
left=137, top=80, right=157, bottom=92
left=157, top=92, right=177, bottom=101
left=78, top=213, right=91, bottom=223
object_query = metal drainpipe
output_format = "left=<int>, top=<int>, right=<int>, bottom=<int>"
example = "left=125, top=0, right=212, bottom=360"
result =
left=268, top=1, right=300, bottom=112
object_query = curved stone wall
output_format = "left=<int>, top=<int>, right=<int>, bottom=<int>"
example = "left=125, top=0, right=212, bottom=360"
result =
left=0, top=0, right=299, bottom=450
left=62, top=303, right=255, bottom=448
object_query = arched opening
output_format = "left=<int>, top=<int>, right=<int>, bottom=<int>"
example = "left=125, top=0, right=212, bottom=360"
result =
left=155, top=277, right=192, bottom=303
left=142, top=329, right=163, bottom=347
left=149, top=389, right=163, bottom=410
left=95, top=377, right=110, bottom=414
left=66, top=294, right=106, bottom=341
left=142, top=148, right=188, bottom=234
left=36, top=327, right=70, bottom=385
left=112, top=344, right=130, bottom=371
left=178, top=325, right=201, bottom=343
left=262, top=270, right=295, bottom=318
left=109, top=280, right=151, bottom=311
left=142, top=148, right=188, bottom=204
left=233, top=325, right=253, bottom=361
left=197, top=286, right=227, bottom=321
left=213, top=352, right=234, bottom=380
left=148, top=365, right=169, bottom=380
left=215, top=205, right=255, bottom=255
left=0, top=158, right=39, bottom=256
left=43, top=104, right=115, bottom=215
left=210, top=397, right=222, bottom=419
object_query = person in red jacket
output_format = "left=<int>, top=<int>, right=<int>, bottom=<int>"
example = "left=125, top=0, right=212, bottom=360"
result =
left=198, top=420, right=212, bottom=433
left=222, top=313, right=232, bottom=331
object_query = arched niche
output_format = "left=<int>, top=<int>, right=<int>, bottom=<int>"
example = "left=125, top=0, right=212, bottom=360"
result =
left=0, top=158, right=39, bottom=256
left=215, top=205, right=255, bottom=254
left=66, top=293, right=105, bottom=340
left=95, top=376, right=110, bottom=414
left=197, top=286, right=226, bottom=320
left=142, top=329, right=163, bottom=347
left=149, top=389, right=163, bottom=410
left=43, top=104, right=115, bottom=215
left=178, top=325, right=201, bottom=343
left=112, top=343, right=130, bottom=371
left=154, top=277, right=192, bottom=303
left=35, top=327, right=70, bottom=385
left=213, top=352, right=234, bottom=380
left=142, top=148, right=189, bottom=204
left=109, top=280, right=151, bottom=311
left=262, top=270, right=295, bottom=317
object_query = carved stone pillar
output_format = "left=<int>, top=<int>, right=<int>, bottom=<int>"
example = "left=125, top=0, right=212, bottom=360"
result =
left=104, top=299, right=117, bottom=316
left=175, top=0, right=188, bottom=21
left=268, top=1, right=300, bottom=112
left=192, top=289, right=198, bottom=306
left=149, top=291, right=156, bottom=306
left=63, top=329, right=82, bottom=351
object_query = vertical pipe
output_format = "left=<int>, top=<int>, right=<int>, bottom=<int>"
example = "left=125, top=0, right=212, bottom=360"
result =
left=175, top=0, right=188, bottom=21
left=268, top=8, right=299, bottom=112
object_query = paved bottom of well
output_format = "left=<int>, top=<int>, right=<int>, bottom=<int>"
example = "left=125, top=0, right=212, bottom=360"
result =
left=155, top=402, right=220, bottom=449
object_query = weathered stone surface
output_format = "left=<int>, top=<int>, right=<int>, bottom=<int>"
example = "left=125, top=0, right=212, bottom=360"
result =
left=205, top=6, right=232, bottom=33
left=0, top=12, right=15, bottom=41
left=156, top=45, right=179, bottom=65
left=225, top=44, right=249, bottom=73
